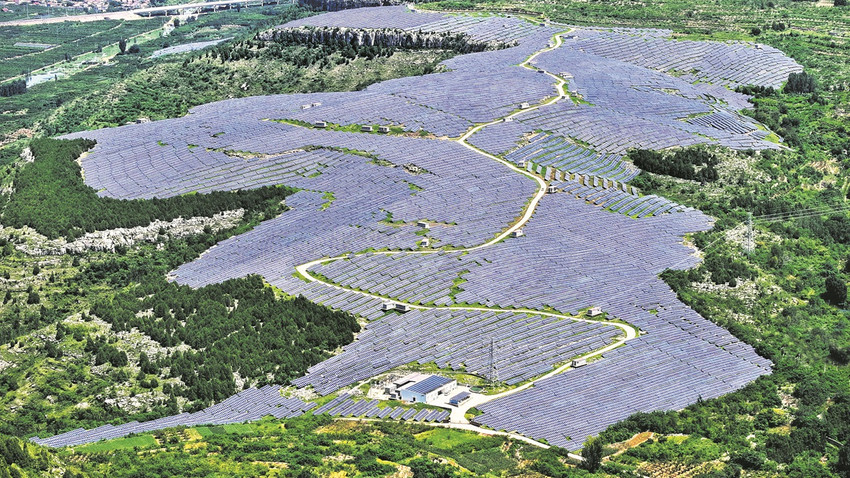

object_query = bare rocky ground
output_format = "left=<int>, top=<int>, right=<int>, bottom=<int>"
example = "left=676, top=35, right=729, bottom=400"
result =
left=2, top=209, right=244, bottom=256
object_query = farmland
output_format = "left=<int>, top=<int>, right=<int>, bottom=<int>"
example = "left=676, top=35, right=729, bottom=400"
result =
left=0, top=18, right=163, bottom=81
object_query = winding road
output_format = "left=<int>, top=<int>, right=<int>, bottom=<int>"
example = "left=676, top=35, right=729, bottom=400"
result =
left=291, top=30, right=640, bottom=454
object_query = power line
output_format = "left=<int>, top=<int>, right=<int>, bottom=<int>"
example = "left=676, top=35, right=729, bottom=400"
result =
left=753, top=203, right=850, bottom=223
left=605, top=225, right=734, bottom=305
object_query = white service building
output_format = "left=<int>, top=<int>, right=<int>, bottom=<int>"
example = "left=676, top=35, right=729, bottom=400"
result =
left=386, top=373, right=457, bottom=404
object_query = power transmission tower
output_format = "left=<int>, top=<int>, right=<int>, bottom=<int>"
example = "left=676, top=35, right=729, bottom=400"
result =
left=488, top=337, right=498, bottom=386
left=744, top=212, right=754, bottom=255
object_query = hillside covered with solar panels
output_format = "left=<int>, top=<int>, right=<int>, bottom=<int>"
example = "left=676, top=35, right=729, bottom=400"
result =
left=29, top=2, right=801, bottom=449
left=28, top=3, right=805, bottom=456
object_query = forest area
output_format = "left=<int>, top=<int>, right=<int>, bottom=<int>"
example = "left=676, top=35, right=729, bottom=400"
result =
left=0, top=217, right=358, bottom=438
left=0, top=138, right=353, bottom=437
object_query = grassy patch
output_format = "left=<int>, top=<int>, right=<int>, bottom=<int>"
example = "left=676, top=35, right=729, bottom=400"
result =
left=74, top=434, right=158, bottom=453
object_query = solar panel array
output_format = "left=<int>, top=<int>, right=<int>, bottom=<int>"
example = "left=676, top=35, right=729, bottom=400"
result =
left=313, top=394, right=451, bottom=422
left=506, top=133, right=639, bottom=182
left=271, top=7, right=562, bottom=135
left=566, top=27, right=800, bottom=88
left=63, top=120, right=538, bottom=290
left=517, top=36, right=792, bottom=153
left=297, top=193, right=708, bottom=315
left=549, top=175, right=690, bottom=218
left=474, top=298, right=772, bottom=450
left=466, top=119, right=534, bottom=155
left=31, top=385, right=314, bottom=448
left=446, top=195, right=712, bottom=312
left=687, top=110, right=764, bottom=135
left=50, top=6, right=796, bottom=451
left=291, top=306, right=623, bottom=393
left=309, top=251, right=473, bottom=306
left=292, top=194, right=769, bottom=448
left=150, top=38, right=231, bottom=58
left=158, top=134, right=537, bottom=290
left=281, top=5, right=446, bottom=29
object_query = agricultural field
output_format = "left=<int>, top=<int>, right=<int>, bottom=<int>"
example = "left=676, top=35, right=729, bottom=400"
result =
left=58, top=415, right=581, bottom=477
left=0, top=18, right=164, bottom=81
left=0, top=0, right=849, bottom=476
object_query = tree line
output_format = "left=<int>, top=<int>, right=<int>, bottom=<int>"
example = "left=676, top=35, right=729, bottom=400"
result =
left=784, top=71, right=818, bottom=94
left=628, top=146, right=719, bottom=183
left=260, top=26, right=512, bottom=53
left=0, top=433, right=85, bottom=478
left=200, top=27, right=490, bottom=69
left=0, top=80, right=26, bottom=98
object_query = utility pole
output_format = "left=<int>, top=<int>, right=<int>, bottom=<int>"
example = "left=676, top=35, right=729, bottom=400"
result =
left=744, top=212, right=754, bottom=255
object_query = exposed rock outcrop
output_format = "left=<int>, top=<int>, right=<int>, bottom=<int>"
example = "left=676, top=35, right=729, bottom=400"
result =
left=4, top=209, right=244, bottom=256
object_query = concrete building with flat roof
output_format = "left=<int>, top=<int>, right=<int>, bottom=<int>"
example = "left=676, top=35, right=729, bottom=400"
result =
left=399, top=375, right=456, bottom=404
left=385, top=373, right=456, bottom=404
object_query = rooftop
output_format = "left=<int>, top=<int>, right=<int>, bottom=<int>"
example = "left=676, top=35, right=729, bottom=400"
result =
left=402, top=375, right=453, bottom=395
left=393, top=372, right=428, bottom=387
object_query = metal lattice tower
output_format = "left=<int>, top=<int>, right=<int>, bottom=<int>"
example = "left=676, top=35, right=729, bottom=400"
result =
left=744, top=213, right=754, bottom=254
left=488, top=337, right=498, bottom=385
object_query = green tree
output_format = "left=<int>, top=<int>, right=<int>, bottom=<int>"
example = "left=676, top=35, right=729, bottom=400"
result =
left=825, top=273, right=847, bottom=305
left=784, top=71, right=817, bottom=94
left=837, top=443, right=850, bottom=478
left=408, top=457, right=459, bottom=478
left=582, top=436, right=603, bottom=472
left=731, top=449, right=765, bottom=470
